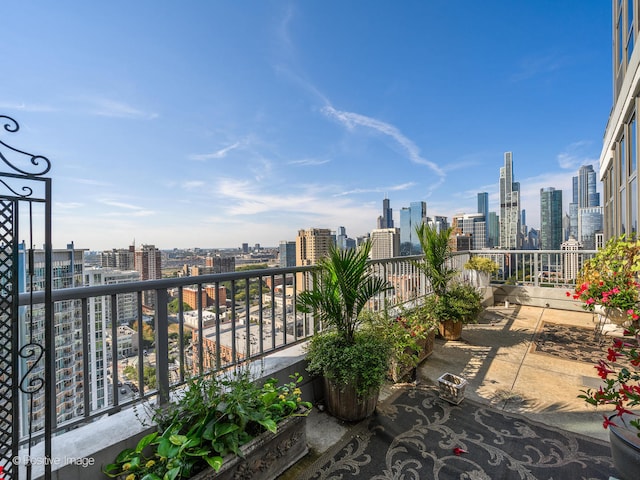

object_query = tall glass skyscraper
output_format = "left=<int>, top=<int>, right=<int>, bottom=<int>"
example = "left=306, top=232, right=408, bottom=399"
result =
left=499, top=152, right=521, bottom=249
left=377, top=197, right=394, bottom=229
left=569, top=164, right=602, bottom=245
left=399, top=201, right=426, bottom=255
left=540, top=187, right=563, bottom=249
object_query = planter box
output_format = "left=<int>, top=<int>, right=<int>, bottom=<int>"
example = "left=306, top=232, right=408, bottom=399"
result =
left=388, top=329, right=436, bottom=383
left=437, top=373, right=467, bottom=405
left=191, top=412, right=308, bottom=480
left=438, top=320, right=463, bottom=341
left=323, top=376, right=379, bottom=422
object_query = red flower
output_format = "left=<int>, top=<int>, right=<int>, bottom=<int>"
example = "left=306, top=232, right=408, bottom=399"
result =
left=595, top=360, right=615, bottom=379
left=607, top=348, right=622, bottom=362
left=453, top=447, right=467, bottom=456
left=603, top=415, right=618, bottom=429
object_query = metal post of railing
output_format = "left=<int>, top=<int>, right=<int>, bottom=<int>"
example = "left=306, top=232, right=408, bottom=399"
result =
left=533, top=251, right=539, bottom=287
left=154, top=288, right=170, bottom=405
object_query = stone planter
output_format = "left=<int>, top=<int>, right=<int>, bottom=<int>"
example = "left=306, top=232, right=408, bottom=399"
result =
left=594, top=304, right=631, bottom=327
left=439, top=319, right=463, bottom=341
left=609, top=420, right=640, bottom=480
left=190, top=412, right=308, bottom=480
left=323, top=376, right=379, bottom=422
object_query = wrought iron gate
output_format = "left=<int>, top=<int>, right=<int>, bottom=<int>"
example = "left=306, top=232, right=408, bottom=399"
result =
left=0, top=115, right=52, bottom=480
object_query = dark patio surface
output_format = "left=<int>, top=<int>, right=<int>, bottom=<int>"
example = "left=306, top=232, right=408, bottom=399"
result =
left=281, top=305, right=628, bottom=479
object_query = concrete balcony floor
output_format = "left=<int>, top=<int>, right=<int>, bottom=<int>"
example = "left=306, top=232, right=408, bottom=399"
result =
left=282, top=305, right=620, bottom=479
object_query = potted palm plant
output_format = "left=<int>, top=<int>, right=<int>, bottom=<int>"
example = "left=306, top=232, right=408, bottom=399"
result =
left=413, top=224, right=482, bottom=340
left=297, top=240, right=392, bottom=421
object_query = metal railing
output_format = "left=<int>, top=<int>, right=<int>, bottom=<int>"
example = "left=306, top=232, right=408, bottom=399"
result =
left=14, top=248, right=594, bottom=448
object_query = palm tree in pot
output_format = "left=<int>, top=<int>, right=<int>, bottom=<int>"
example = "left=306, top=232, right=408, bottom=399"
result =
left=297, top=240, right=392, bottom=421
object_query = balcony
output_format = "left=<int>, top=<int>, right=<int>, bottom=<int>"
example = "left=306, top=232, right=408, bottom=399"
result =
left=11, top=250, right=616, bottom=480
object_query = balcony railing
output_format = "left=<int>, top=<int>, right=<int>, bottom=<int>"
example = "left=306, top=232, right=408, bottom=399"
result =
left=12, top=248, right=596, bottom=479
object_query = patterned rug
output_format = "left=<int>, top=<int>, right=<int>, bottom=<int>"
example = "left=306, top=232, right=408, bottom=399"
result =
left=531, top=322, right=616, bottom=364
left=301, top=387, right=616, bottom=480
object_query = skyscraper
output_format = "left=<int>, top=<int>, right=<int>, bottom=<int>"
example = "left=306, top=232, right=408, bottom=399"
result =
left=279, top=240, right=296, bottom=267
left=569, top=164, right=601, bottom=245
left=295, top=228, right=333, bottom=291
left=477, top=192, right=489, bottom=247
left=370, top=228, right=400, bottom=259
left=377, top=197, right=394, bottom=229
left=499, top=152, right=521, bottom=249
left=399, top=201, right=426, bottom=255
left=134, top=244, right=162, bottom=308
left=540, top=187, right=563, bottom=250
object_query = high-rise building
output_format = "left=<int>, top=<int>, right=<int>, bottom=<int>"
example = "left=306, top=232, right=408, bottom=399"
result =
left=540, top=187, right=563, bottom=250
left=452, top=213, right=487, bottom=250
left=578, top=206, right=604, bottom=250
left=84, top=267, right=140, bottom=410
left=99, top=245, right=135, bottom=269
left=295, top=228, right=333, bottom=266
left=296, top=228, right=334, bottom=291
left=399, top=201, right=426, bottom=255
left=570, top=165, right=602, bottom=245
left=499, top=152, right=521, bottom=249
left=477, top=192, right=489, bottom=247
left=370, top=228, right=400, bottom=259
left=488, top=212, right=499, bottom=248
left=279, top=241, right=296, bottom=267
left=561, top=236, right=583, bottom=281
left=377, top=197, right=394, bottom=229
left=134, top=244, right=162, bottom=308
left=600, top=2, right=639, bottom=239
left=18, top=242, right=86, bottom=435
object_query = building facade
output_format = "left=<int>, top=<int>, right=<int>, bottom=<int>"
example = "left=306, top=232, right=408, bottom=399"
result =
left=600, top=1, right=640, bottom=239
left=279, top=240, right=296, bottom=267
left=377, top=197, right=394, bottom=229
left=370, top=228, right=400, bottom=259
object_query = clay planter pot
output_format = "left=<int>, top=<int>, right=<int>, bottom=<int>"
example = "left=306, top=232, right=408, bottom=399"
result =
left=438, top=320, right=463, bottom=341
left=388, top=329, right=436, bottom=383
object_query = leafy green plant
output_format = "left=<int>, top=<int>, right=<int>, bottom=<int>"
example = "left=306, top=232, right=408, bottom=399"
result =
left=464, top=256, right=499, bottom=274
left=297, top=240, right=392, bottom=343
left=297, top=241, right=393, bottom=399
left=104, top=367, right=311, bottom=480
left=414, top=225, right=456, bottom=297
left=305, top=329, right=391, bottom=397
left=423, top=283, right=482, bottom=324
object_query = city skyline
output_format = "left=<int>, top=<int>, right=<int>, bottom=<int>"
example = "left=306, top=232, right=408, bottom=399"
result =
left=2, top=2, right=610, bottom=250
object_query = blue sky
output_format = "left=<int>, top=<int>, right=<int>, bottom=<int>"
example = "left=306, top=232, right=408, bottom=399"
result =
left=2, top=1, right=611, bottom=250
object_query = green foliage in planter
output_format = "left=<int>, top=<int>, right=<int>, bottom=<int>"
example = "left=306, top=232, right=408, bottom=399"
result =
left=423, top=282, right=483, bottom=324
left=414, top=224, right=456, bottom=297
left=104, top=368, right=311, bottom=480
left=305, top=329, right=391, bottom=397
left=464, top=256, right=499, bottom=274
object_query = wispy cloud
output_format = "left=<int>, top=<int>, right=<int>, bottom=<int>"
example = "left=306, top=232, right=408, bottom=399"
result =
left=335, top=182, right=415, bottom=197
left=81, top=96, right=159, bottom=120
left=0, top=101, right=56, bottom=112
left=288, top=158, right=330, bottom=166
left=510, top=53, right=566, bottom=82
left=189, top=142, right=242, bottom=161
left=55, top=201, right=83, bottom=210
left=99, top=199, right=155, bottom=217
left=182, top=180, right=205, bottom=189
left=556, top=141, right=598, bottom=170
left=321, top=105, right=445, bottom=178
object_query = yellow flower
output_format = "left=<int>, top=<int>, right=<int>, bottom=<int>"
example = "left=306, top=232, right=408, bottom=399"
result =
left=293, top=388, right=301, bottom=396
left=278, top=394, right=286, bottom=400
left=296, top=397, right=302, bottom=403
left=123, top=462, right=131, bottom=470
left=125, top=474, right=136, bottom=480
left=145, top=460, right=155, bottom=468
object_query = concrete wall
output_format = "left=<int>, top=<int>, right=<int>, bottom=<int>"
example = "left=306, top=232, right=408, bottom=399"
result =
left=492, top=285, right=585, bottom=312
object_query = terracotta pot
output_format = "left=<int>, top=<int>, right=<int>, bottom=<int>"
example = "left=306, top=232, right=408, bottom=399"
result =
left=609, top=421, right=640, bottom=480
left=439, top=320, right=462, bottom=341
left=323, top=376, right=378, bottom=422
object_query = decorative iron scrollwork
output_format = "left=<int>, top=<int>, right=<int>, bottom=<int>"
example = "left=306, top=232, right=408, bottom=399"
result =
left=18, top=343, right=45, bottom=394
left=0, top=115, right=51, bottom=176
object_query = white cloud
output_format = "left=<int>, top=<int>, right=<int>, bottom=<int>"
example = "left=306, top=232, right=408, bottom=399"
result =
left=189, top=142, right=242, bottom=161
left=556, top=141, right=598, bottom=170
left=0, top=101, right=56, bottom=112
left=81, top=96, right=159, bottom=120
left=322, top=105, right=445, bottom=178
left=288, top=158, right=330, bottom=166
